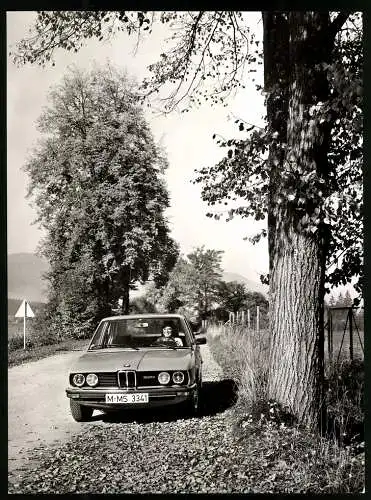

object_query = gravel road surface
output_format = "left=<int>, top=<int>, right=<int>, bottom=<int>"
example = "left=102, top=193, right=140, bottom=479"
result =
left=8, top=350, right=91, bottom=473
left=8, top=344, right=227, bottom=485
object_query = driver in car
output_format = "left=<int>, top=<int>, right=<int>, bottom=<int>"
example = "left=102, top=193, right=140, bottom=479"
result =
left=155, top=324, right=183, bottom=347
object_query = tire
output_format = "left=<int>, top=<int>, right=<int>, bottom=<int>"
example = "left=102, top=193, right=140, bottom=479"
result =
left=70, top=399, right=94, bottom=422
left=185, top=382, right=201, bottom=417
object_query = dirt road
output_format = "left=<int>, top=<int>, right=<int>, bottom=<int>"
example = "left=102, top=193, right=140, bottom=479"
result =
left=8, top=350, right=92, bottom=474
left=8, top=345, right=223, bottom=476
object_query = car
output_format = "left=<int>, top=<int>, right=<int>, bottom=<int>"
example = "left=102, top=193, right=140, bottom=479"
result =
left=66, top=313, right=206, bottom=422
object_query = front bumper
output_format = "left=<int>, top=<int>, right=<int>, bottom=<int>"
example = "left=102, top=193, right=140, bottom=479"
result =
left=66, top=384, right=196, bottom=410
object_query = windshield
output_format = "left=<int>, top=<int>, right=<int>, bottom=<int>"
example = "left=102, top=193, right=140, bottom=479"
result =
left=89, top=317, right=192, bottom=349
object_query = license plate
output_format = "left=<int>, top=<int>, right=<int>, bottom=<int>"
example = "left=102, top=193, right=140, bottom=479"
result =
left=105, top=393, right=149, bottom=404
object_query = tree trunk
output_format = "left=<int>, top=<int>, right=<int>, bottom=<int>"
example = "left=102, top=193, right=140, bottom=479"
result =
left=266, top=12, right=334, bottom=430
left=262, top=12, right=289, bottom=272
left=120, top=267, right=131, bottom=315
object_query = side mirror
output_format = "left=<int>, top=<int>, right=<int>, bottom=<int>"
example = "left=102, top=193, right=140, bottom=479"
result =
left=196, top=337, right=207, bottom=345
left=195, top=327, right=206, bottom=335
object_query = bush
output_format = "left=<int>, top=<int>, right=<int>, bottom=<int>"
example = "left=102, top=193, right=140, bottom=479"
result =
left=8, top=334, right=26, bottom=351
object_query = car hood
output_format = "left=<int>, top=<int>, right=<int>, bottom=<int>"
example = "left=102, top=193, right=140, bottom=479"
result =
left=70, top=349, right=194, bottom=372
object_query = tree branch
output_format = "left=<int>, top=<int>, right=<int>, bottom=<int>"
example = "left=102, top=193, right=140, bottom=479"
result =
left=329, top=12, right=352, bottom=40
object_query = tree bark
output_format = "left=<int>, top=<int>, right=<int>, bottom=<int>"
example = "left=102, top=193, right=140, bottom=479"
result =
left=120, top=267, right=131, bottom=315
left=266, top=12, right=335, bottom=430
left=262, top=12, right=289, bottom=273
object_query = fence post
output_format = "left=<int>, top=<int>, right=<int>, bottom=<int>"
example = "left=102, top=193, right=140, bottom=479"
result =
left=256, top=305, right=260, bottom=333
left=328, top=309, right=333, bottom=363
left=349, top=308, right=354, bottom=361
left=247, top=309, right=251, bottom=330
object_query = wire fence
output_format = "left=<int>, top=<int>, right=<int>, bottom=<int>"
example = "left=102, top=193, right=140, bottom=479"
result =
left=212, top=305, right=364, bottom=365
left=325, top=307, right=364, bottom=362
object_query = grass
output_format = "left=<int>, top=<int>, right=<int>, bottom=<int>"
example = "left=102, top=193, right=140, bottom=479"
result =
left=206, top=323, right=364, bottom=494
left=8, top=337, right=90, bottom=368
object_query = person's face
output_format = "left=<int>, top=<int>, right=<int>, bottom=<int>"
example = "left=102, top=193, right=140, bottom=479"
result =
left=163, top=326, right=172, bottom=337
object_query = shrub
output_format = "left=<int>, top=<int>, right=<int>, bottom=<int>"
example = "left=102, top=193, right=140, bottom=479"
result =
left=8, top=334, right=26, bottom=351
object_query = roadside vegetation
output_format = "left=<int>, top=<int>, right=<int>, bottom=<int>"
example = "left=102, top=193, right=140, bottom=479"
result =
left=207, top=324, right=364, bottom=493
left=8, top=336, right=89, bottom=368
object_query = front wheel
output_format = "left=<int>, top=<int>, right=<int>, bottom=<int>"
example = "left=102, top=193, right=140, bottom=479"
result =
left=185, top=383, right=201, bottom=417
left=70, top=399, right=94, bottom=422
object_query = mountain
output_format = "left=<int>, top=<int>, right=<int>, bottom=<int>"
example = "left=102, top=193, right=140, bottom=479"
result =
left=8, top=297, right=46, bottom=317
left=222, top=271, right=268, bottom=295
left=7, top=253, right=267, bottom=304
left=8, top=253, right=49, bottom=303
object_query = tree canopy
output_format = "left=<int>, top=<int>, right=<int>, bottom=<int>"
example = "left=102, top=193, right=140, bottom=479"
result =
left=25, top=64, right=178, bottom=335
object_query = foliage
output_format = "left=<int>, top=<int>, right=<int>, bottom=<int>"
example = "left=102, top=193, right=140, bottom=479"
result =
left=187, top=246, right=224, bottom=319
left=216, top=280, right=248, bottom=314
left=10, top=11, right=256, bottom=112
left=11, top=12, right=362, bottom=297
left=24, top=64, right=178, bottom=337
left=153, top=256, right=196, bottom=313
left=149, top=246, right=224, bottom=319
left=129, top=296, right=158, bottom=314
left=194, top=13, right=363, bottom=298
left=8, top=334, right=28, bottom=351
left=214, top=281, right=269, bottom=327
left=8, top=338, right=89, bottom=367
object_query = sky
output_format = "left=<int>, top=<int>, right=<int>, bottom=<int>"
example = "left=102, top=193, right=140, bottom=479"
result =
left=7, top=11, right=269, bottom=284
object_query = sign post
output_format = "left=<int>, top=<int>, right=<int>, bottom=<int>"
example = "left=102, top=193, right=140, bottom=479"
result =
left=15, top=300, right=35, bottom=349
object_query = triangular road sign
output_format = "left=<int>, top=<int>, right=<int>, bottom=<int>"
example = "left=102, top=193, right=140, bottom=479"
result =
left=15, top=300, right=35, bottom=318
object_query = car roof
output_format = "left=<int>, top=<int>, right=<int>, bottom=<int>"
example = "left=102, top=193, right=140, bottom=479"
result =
left=101, top=313, right=187, bottom=321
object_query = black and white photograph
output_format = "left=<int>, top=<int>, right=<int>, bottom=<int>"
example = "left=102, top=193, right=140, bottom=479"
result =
left=7, top=10, right=364, bottom=494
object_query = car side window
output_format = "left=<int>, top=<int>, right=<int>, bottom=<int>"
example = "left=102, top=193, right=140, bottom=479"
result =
left=184, top=318, right=196, bottom=343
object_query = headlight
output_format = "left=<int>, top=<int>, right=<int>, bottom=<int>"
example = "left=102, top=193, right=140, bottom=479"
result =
left=86, top=373, right=98, bottom=387
left=172, top=371, right=185, bottom=384
left=158, top=371, right=170, bottom=385
left=72, top=373, right=85, bottom=387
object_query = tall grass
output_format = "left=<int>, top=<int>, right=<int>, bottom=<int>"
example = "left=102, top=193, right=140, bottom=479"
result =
left=207, top=323, right=270, bottom=412
left=207, top=323, right=364, bottom=493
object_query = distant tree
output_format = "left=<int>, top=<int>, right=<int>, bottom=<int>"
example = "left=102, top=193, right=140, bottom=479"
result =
left=157, top=257, right=196, bottom=313
left=187, top=246, right=224, bottom=320
left=336, top=292, right=344, bottom=307
left=129, top=296, right=158, bottom=314
left=343, top=289, right=353, bottom=307
left=151, top=246, right=224, bottom=319
left=328, top=294, right=336, bottom=307
left=216, top=280, right=248, bottom=314
left=25, top=65, right=178, bottom=336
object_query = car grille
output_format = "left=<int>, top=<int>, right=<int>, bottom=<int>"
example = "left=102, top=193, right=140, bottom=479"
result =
left=98, top=373, right=118, bottom=387
left=118, top=370, right=136, bottom=388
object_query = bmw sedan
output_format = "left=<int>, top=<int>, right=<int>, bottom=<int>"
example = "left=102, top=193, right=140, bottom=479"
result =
left=66, top=313, right=206, bottom=421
